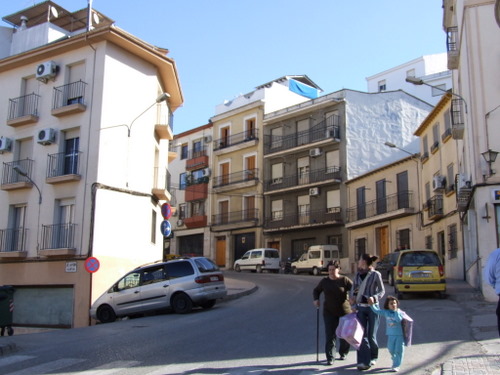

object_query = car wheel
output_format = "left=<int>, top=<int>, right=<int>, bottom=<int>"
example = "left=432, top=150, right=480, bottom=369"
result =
left=235, top=264, right=241, bottom=272
left=200, top=299, right=216, bottom=309
left=292, top=267, right=299, bottom=275
left=388, top=272, right=394, bottom=286
left=172, top=293, right=193, bottom=314
left=97, top=305, right=117, bottom=323
left=256, top=265, right=263, bottom=273
left=312, top=267, right=320, bottom=276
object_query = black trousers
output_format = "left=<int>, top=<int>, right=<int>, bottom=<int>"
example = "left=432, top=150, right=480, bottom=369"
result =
left=496, top=296, right=500, bottom=337
left=323, top=313, right=350, bottom=362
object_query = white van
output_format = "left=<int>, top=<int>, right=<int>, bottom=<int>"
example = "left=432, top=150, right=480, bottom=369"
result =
left=234, top=248, right=280, bottom=273
left=291, top=245, right=340, bottom=275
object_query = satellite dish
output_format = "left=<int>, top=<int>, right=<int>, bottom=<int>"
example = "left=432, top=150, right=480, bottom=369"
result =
left=50, top=6, right=59, bottom=19
left=93, top=12, right=100, bottom=25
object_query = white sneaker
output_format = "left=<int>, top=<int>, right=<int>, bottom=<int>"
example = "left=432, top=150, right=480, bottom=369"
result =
left=369, top=360, right=377, bottom=366
left=391, top=367, right=400, bottom=372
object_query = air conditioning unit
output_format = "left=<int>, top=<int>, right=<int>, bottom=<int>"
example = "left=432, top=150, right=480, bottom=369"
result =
left=432, top=175, right=446, bottom=191
left=203, top=135, right=212, bottom=143
left=202, top=168, right=211, bottom=177
left=309, top=187, right=320, bottom=196
left=35, top=61, right=58, bottom=82
left=37, top=128, right=56, bottom=145
left=309, top=148, right=322, bottom=157
left=176, top=219, right=184, bottom=226
left=0, top=137, right=13, bottom=153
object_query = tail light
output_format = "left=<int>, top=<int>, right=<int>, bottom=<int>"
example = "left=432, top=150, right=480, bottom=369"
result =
left=438, top=265, right=444, bottom=277
left=320, top=260, right=324, bottom=266
left=397, top=266, right=403, bottom=277
left=195, top=274, right=224, bottom=284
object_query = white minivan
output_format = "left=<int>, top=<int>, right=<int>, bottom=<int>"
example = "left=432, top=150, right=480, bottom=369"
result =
left=233, top=248, right=280, bottom=273
left=291, top=245, right=340, bottom=275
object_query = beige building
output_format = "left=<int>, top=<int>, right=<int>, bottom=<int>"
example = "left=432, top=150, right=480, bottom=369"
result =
left=345, top=156, right=423, bottom=273
left=414, top=93, right=464, bottom=279
left=442, top=0, right=500, bottom=298
left=0, top=2, right=182, bottom=328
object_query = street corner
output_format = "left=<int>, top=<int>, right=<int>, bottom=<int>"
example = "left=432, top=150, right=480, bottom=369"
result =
left=0, top=341, right=18, bottom=356
left=223, top=277, right=258, bottom=302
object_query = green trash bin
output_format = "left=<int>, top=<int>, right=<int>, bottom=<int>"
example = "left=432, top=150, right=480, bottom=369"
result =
left=0, top=285, right=15, bottom=336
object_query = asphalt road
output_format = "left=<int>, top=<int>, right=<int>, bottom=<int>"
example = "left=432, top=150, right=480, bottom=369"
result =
left=0, top=271, right=484, bottom=374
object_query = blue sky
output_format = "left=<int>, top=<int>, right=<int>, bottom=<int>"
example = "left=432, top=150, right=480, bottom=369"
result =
left=1, top=1, right=446, bottom=134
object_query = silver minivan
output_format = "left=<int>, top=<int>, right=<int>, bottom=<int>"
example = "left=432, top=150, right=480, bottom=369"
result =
left=233, top=248, right=280, bottom=273
left=90, top=257, right=227, bottom=323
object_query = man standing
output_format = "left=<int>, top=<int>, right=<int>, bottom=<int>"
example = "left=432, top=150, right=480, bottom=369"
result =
left=313, top=260, right=353, bottom=366
left=484, top=247, right=500, bottom=337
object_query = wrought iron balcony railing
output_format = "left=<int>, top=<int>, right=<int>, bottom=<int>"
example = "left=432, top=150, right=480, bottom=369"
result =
left=213, top=129, right=259, bottom=151
left=1, top=159, right=34, bottom=185
left=264, top=207, right=342, bottom=230
left=8, top=93, right=40, bottom=121
left=41, top=223, right=77, bottom=250
left=52, top=80, right=87, bottom=110
left=47, top=151, right=82, bottom=178
left=211, top=209, right=259, bottom=226
left=346, top=191, right=413, bottom=223
left=0, top=228, right=28, bottom=252
left=265, top=166, right=341, bottom=191
left=213, top=169, right=258, bottom=188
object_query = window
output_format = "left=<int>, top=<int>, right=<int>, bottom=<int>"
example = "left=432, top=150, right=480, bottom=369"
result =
left=328, top=234, right=343, bottom=257
left=64, top=137, right=79, bottom=175
left=118, top=272, right=141, bottom=290
left=326, top=150, right=339, bottom=174
left=178, top=204, right=186, bottom=219
left=142, top=265, right=167, bottom=285
left=192, top=140, right=202, bottom=157
left=270, top=127, right=283, bottom=149
left=179, top=173, right=187, bottom=190
left=298, top=157, right=309, bottom=185
left=165, top=261, right=194, bottom=279
left=271, top=163, right=283, bottom=184
left=446, top=164, right=454, bottom=193
left=271, top=200, right=283, bottom=221
left=151, top=210, right=156, bottom=244
left=298, top=195, right=310, bottom=225
left=425, top=235, right=432, bottom=250
left=355, top=237, right=366, bottom=260
left=376, top=179, right=387, bottom=215
left=396, top=171, right=409, bottom=208
left=397, top=228, right=410, bottom=249
left=54, top=199, right=75, bottom=249
left=191, top=169, right=204, bottom=184
left=378, top=80, right=386, bottom=92
left=422, top=135, right=429, bottom=160
left=180, top=143, right=188, bottom=159
left=448, top=224, right=458, bottom=259
left=191, top=201, right=204, bottom=216
left=326, top=189, right=340, bottom=213
left=245, top=117, right=256, bottom=139
left=432, top=84, right=447, bottom=97
left=356, top=187, right=366, bottom=220
left=6, top=204, right=27, bottom=252
left=431, top=123, right=440, bottom=152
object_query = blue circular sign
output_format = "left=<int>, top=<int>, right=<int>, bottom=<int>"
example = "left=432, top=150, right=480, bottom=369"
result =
left=160, top=220, right=172, bottom=237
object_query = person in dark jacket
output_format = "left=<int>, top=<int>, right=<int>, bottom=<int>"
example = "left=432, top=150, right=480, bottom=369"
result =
left=313, top=260, right=353, bottom=365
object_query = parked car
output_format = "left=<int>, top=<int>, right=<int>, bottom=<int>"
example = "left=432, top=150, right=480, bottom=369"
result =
left=393, top=249, right=446, bottom=299
left=375, top=252, right=400, bottom=286
left=234, top=248, right=280, bottom=273
left=90, top=257, right=227, bottom=323
left=291, top=245, right=340, bottom=276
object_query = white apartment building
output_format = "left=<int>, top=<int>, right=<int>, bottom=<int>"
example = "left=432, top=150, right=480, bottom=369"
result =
left=442, top=0, right=500, bottom=301
left=0, top=2, right=182, bottom=328
left=366, top=53, right=452, bottom=106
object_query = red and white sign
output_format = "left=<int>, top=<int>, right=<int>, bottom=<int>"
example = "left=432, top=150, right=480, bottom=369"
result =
left=84, top=257, right=100, bottom=273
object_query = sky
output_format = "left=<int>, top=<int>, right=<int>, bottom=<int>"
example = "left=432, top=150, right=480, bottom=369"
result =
left=0, top=0, right=446, bottom=135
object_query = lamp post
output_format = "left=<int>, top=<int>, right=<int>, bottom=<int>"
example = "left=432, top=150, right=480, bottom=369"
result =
left=127, top=92, right=170, bottom=137
left=481, top=148, right=499, bottom=177
left=405, top=76, right=468, bottom=113
left=13, top=165, right=42, bottom=204
left=384, top=141, right=418, bottom=158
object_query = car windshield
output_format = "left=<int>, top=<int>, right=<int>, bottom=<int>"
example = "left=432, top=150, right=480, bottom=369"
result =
left=195, top=257, right=219, bottom=273
left=400, top=252, right=441, bottom=267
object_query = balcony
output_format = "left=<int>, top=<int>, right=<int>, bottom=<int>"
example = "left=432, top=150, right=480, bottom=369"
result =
left=265, top=166, right=341, bottom=193
left=46, top=151, right=82, bottom=184
left=451, top=98, right=465, bottom=139
left=420, top=152, right=429, bottom=163
left=152, top=168, right=171, bottom=201
left=1, top=159, right=35, bottom=191
left=213, top=169, right=258, bottom=193
left=213, top=129, right=258, bottom=153
left=185, top=178, right=208, bottom=201
left=264, top=115, right=340, bottom=155
left=346, top=191, right=414, bottom=227
left=430, top=141, right=440, bottom=154
left=51, top=80, right=87, bottom=117
left=211, top=209, right=259, bottom=231
left=154, top=105, right=174, bottom=139
left=7, top=93, right=40, bottom=127
left=39, top=223, right=77, bottom=257
left=441, top=128, right=452, bottom=142
left=0, top=228, right=28, bottom=258
left=183, top=215, right=207, bottom=229
left=264, top=207, right=342, bottom=232
left=186, top=148, right=209, bottom=171
left=427, top=195, right=444, bottom=220
left=446, top=26, right=459, bottom=70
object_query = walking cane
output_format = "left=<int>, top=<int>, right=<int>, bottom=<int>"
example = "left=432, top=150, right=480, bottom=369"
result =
left=316, top=307, right=320, bottom=363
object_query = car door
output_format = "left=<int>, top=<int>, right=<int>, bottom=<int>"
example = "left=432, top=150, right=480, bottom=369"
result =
left=112, top=271, right=142, bottom=315
left=239, top=251, right=251, bottom=270
left=138, top=265, right=170, bottom=311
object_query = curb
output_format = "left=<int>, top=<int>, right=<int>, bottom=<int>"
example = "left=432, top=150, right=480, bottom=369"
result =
left=0, top=341, right=17, bottom=356
left=222, top=284, right=259, bottom=302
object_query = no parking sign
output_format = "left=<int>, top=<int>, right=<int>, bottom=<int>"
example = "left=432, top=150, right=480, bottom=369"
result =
left=84, top=257, right=100, bottom=273
left=161, top=203, right=172, bottom=219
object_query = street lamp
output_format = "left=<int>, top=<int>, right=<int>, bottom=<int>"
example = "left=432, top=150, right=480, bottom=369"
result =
left=384, top=141, right=418, bottom=158
left=405, top=77, right=468, bottom=113
left=481, top=148, right=499, bottom=176
left=13, top=165, right=42, bottom=204
left=128, top=92, right=170, bottom=137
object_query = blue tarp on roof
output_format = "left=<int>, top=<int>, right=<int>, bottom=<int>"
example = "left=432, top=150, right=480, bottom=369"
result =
left=289, top=79, right=319, bottom=99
